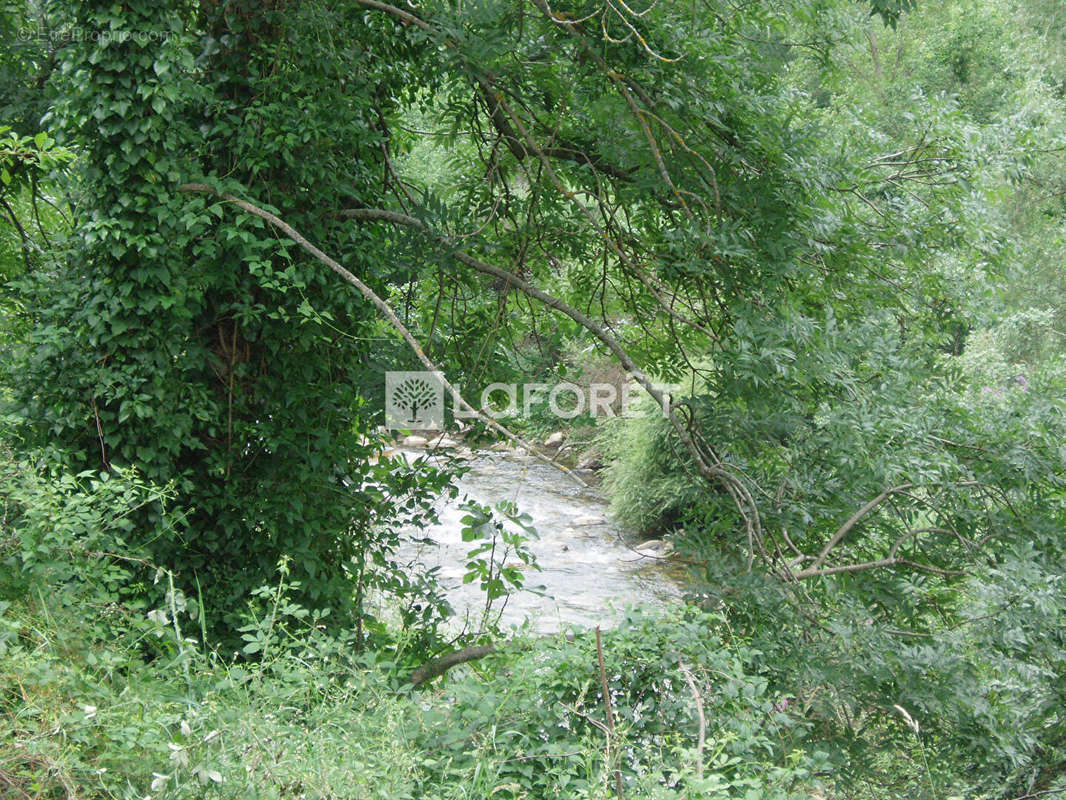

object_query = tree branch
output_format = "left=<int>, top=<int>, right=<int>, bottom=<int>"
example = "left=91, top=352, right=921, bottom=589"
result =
left=801, top=484, right=914, bottom=573
left=409, top=643, right=496, bottom=686
left=338, top=206, right=763, bottom=566
left=177, top=183, right=587, bottom=487
left=475, top=78, right=636, bottom=182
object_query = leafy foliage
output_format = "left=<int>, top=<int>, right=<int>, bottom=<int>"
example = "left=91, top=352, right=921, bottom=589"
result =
left=2, top=0, right=1066, bottom=796
left=458, top=499, right=542, bottom=634
left=8, top=0, right=454, bottom=640
left=0, top=453, right=813, bottom=799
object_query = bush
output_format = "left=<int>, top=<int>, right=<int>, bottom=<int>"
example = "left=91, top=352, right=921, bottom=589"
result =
left=599, top=326, right=1066, bottom=797
left=412, top=606, right=821, bottom=799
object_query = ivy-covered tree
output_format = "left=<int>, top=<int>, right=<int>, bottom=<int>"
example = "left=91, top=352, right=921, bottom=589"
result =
left=12, top=0, right=450, bottom=637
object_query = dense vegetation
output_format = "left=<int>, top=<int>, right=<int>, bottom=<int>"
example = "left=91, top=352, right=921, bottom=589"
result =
left=2, top=0, right=1065, bottom=797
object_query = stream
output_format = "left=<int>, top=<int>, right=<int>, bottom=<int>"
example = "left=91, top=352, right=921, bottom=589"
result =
left=397, top=448, right=685, bottom=633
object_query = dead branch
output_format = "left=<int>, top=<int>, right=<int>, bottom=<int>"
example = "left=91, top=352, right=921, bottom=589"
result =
left=677, top=659, right=706, bottom=779
left=409, top=643, right=496, bottom=686
left=596, top=626, right=625, bottom=800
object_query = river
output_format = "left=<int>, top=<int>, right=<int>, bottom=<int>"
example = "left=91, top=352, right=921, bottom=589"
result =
left=397, top=447, right=684, bottom=633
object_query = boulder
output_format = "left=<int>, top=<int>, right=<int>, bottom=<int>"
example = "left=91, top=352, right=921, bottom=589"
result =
left=635, top=539, right=674, bottom=557
left=577, top=455, right=603, bottom=470
left=368, top=448, right=400, bottom=466
left=543, top=431, right=565, bottom=447
left=403, top=434, right=428, bottom=447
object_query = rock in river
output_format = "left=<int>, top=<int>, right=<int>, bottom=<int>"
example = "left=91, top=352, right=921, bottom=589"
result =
left=572, top=514, right=607, bottom=526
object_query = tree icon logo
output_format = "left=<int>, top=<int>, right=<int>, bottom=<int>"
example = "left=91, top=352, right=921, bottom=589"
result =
left=394, top=377, right=436, bottom=422
left=385, top=371, right=444, bottom=430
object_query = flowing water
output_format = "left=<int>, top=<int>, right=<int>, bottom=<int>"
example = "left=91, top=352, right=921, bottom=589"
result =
left=398, top=448, right=685, bottom=633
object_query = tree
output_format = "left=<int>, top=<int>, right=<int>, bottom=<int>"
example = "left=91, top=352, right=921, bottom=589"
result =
left=327, top=0, right=1011, bottom=581
left=171, top=4, right=1066, bottom=789
left=11, top=0, right=450, bottom=639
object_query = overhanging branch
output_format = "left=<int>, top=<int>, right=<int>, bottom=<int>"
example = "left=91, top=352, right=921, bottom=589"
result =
left=177, top=185, right=990, bottom=584
left=177, top=183, right=588, bottom=487
left=337, top=206, right=764, bottom=563
left=409, top=643, right=496, bottom=686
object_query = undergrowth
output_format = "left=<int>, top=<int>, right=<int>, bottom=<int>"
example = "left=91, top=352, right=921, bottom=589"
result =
left=0, top=451, right=820, bottom=799
left=5, top=436, right=1063, bottom=799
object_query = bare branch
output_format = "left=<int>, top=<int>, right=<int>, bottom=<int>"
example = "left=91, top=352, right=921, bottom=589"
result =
left=350, top=0, right=433, bottom=31
left=409, top=643, right=496, bottom=686
left=800, top=484, right=914, bottom=573
left=677, top=659, right=706, bottom=779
